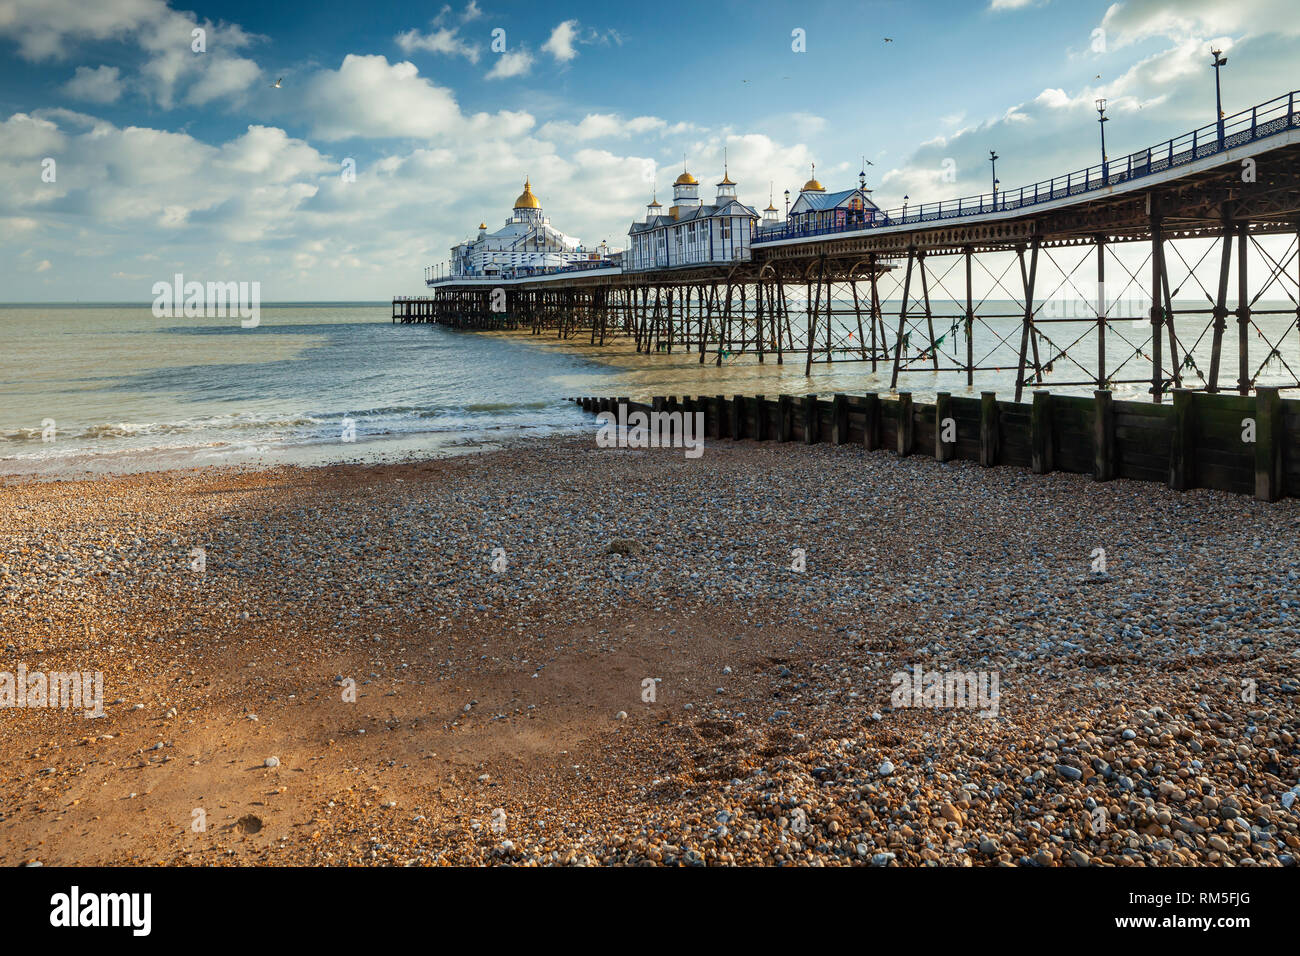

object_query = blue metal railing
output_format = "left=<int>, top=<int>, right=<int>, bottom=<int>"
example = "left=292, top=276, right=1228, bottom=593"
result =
left=755, top=89, right=1299, bottom=244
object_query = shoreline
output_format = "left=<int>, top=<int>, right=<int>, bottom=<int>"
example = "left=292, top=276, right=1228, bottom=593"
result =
left=0, top=420, right=592, bottom=484
left=2, top=434, right=1297, bottom=865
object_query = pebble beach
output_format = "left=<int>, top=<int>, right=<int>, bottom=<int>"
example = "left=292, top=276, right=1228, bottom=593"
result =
left=2, top=434, right=1298, bottom=866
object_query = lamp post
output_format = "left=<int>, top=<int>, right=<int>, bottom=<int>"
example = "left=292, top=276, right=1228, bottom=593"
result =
left=1096, top=98, right=1109, bottom=161
left=1096, top=97, right=1109, bottom=181
left=1211, top=48, right=1228, bottom=146
left=784, top=188, right=790, bottom=230
left=989, top=150, right=999, bottom=208
left=903, top=194, right=909, bottom=220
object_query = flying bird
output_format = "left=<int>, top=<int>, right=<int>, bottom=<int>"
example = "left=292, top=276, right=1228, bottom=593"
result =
left=272, top=77, right=283, bottom=89
left=883, top=37, right=894, bottom=42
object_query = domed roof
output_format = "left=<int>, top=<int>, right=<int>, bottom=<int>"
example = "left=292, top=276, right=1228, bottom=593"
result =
left=513, top=178, right=541, bottom=209
left=801, top=163, right=825, bottom=193
left=478, top=222, right=486, bottom=230
left=674, top=170, right=698, bottom=186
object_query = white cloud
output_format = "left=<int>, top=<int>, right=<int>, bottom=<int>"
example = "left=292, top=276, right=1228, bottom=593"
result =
left=0, top=96, right=829, bottom=298
left=62, top=65, right=123, bottom=103
left=542, top=20, right=579, bottom=63
left=300, top=54, right=467, bottom=140
left=0, top=112, right=335, bottom=246
left=215, top=125, right=334, bottom=183
left=0, top=112, right=66, bottom=157
left=186, top=56, right=261, bottom=106
left=0, top=0, right=263, bottom=109
left=1100, top=0, right=1300, bottom=46
left=395, top=26, right=480, bottom=62
left=0, top=0, right=162, bottom=60
left=537, top=113, right=672, bottom=141
left=990, top=0, right=1042, bottom=9
left=486, top=49, right=533, bottom=80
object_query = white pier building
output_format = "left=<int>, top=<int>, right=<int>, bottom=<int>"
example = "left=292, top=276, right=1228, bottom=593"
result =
left=449, top=179, right=614, bottom=278
left=627, top=165, right=760, bottom=271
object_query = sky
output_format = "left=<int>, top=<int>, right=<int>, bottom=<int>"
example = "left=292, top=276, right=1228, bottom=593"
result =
left=1, top=0, right=1298, bottom=301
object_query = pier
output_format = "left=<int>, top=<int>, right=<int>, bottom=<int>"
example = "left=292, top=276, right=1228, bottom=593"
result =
left=397, top=90, right=1300, bottom=401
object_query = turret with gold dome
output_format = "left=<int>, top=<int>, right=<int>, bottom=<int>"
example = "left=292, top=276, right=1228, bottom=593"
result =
left=447, top=176, right=621, bottom=278
left=513, top=178, right=542, bottom=216
left=800, top=163, right=826, bottom=193
left=669, top=160, right=701, bottom=219
left=759, top=162, right=881, bottom=236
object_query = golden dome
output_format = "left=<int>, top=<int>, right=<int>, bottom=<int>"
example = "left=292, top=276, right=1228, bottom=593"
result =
left=765, top=202, right=779, bottom=212
left=674, top=171, right=698, bottom=186
left=513, top=178, right=541, bottom=209
left=801, top=162, right=825, bottom=192
left=718, top=173, right=735, bottom=186
left=478, top=222, right=486, bottom=230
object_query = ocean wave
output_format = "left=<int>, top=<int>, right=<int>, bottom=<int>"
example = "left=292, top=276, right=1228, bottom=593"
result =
left=0, top=404, right=587, bottom=455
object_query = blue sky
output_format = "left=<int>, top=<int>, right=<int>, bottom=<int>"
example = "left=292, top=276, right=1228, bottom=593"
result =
left=2, top=0, right=1298, bottom=300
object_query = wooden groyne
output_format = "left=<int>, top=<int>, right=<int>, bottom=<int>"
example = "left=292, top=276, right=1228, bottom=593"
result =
left=570, top=387, right=1296, bottom=502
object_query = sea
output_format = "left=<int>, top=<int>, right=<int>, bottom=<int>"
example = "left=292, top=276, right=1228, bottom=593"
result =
left=2, top=301, right=1295, bottom=477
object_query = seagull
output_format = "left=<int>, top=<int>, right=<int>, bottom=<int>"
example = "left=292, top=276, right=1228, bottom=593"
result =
left=272, top=77, right=283, bottom=89
left=883, top=37, right=894, bottom=42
